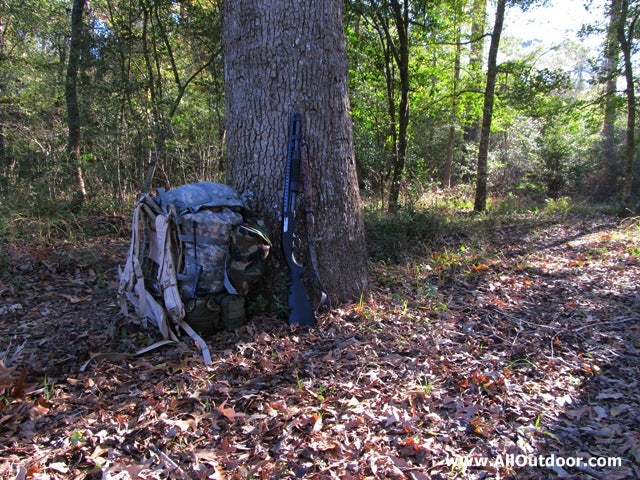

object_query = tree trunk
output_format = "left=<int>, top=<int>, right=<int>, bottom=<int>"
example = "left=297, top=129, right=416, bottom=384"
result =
left=617, top=0, right=637, bottom=213
left=366, top=0, right=410, bottom=213
left=385, top=0, right=410, bottom=213
left=474, top=0, right=505, bottom=212
left=222, top=0, right=368, bottom=303
left=140, top=0, right=168, bottom=191
left=65, top=0, right=88, bottom=206
left=139, top=0, right=218, bottom=192
left=443, top=27, right=462, bottom=189
left=597, top=0, right=621, bottom=200
left=0, top=13, right=6, bottom=177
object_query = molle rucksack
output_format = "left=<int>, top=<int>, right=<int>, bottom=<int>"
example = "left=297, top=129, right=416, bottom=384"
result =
left=118, top=182, right=271, bottom=364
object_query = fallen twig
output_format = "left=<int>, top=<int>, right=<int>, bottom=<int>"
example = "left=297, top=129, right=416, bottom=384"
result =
left=150, top=445, right=189, bottom=479
left=572, top=316, right=638, bottom=333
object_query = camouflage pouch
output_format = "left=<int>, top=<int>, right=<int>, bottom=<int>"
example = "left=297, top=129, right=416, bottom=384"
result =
left=183, top=294, right=247, bottom=335
left=183, top=296, right=221, bottom=338
left=216, top=293, right=246, bottom=331
left=226, top=220, right=271, bottom=296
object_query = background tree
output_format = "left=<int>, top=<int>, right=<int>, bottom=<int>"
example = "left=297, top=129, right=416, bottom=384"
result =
left=0, top=0, right=225, bottom=209
left=345, top=9, right=393, bottom=207
left=464, top=0, right=488, bottom=147
left=582, top=0, right=623, bottom=201
left=474, top=0, right=506, bottom=212
left=442, top=18, right=462, bottom=190
left=0, top=0, right=71, bottom=202
left=616, top=0, right=639, bottom=212
left=379, top=0, right=410, bottom=213
left=347, top=0, right=412, bottom=213
left=222, top=0, right=368, bottom=302
left=65, top=0, right=88, bottom=206
left=137, top=0, right=219, bottom=191
left=602, top=0, right=621, bottom=158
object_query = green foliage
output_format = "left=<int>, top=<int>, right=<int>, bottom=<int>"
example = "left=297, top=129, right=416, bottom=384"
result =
left=498, top=60, right=572, bottom=117
left=543, top=196, right=573, bottom=215
left=0, top=0, right=631, bottom=219
left=364, top=208, right=449, bottom=262
left=0, top=0, right=226, bottom=211
left=487, top=192, right=539, bottom=215
left=346, top=0, right=616, bottom=210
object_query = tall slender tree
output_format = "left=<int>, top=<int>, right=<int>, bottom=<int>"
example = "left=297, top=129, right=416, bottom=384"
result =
left=474, top=0, right=506, bottom=211
left=65, top=0, right=88, bottom=206
left=616, top=0, right=639, bottom=212
left=443, top=16, right=462, bottom=189
left=596, top=0, right=622, bottom=200
left=347, top=0, right=411, bottom=212
left=383, top=0, right=410, bottom=213
left=139, top=0, right=219, bottom=191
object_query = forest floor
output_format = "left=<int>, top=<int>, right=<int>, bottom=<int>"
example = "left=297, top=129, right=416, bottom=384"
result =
left=0, top=212, right=639, bottom=480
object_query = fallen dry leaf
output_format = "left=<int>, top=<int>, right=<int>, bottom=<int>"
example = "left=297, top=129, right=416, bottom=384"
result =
left=215, top=400, right=245, bottom=422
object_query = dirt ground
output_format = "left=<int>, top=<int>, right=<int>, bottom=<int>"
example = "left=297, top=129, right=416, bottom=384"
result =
left=1, top=214, right=638, bottom=479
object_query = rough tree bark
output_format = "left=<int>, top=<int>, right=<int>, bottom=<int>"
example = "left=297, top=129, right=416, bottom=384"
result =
left=222, top=0, right=368, bottom=303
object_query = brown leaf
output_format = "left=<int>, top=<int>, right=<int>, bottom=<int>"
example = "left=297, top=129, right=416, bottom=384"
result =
left=215, top=400, right=244, bottom=422
left=59, top=293, right=87, bottom=303
left=0, top=361, right=17, bottom=388
left=311, top=412, right=323, bottom=432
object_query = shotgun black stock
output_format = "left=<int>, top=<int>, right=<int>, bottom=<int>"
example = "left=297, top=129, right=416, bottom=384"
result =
left=281, top=112, right=316, bottom=326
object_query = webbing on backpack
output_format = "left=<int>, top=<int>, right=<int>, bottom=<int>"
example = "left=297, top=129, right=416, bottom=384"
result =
left=118, top=194, right=212, bottom=365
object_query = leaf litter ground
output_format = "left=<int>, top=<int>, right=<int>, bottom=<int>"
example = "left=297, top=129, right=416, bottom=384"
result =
left=0, top=214, right=638, bottom=479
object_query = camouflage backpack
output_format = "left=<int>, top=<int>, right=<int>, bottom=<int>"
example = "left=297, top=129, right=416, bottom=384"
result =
left=118, top=182, right=270, bottom=364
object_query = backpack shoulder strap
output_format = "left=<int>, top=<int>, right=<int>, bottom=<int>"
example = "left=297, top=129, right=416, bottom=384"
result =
left=155, top=212, right=184, bottom=323
left=118, top=197, right=147, bottom=320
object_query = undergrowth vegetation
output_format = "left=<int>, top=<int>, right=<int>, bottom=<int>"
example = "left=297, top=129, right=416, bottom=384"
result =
left=0, top=197, right=128, bottom=245
left=362, top=193, right=619, bottom=263
left=1, top=189, right=621, bottom=261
